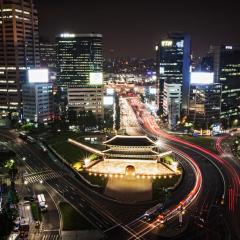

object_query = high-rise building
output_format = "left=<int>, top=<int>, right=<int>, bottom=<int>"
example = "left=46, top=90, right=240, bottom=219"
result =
left=22, top=69, right=54, bottom=123
left=56, top=33, right=103, bottom=88
left=0, top=0, right=40, bottom=115
left=39, top=40, right=57, bottom=84
left=156, top=32, right=191, bottom=115
left=200, top=55, right=213, bottom=72
left=162, top=81, right=182, bottom=130
left=39, top=40, right=56, bottom=71
left=210, top=45, right=240, bottom=125
left=188, top=83, right=222, bottom=130
left=56, top=33, right=104, bottom=119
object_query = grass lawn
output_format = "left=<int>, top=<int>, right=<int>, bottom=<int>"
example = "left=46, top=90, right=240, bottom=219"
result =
left=59, top=202, right=94, bottom=231
left=178, top=135, right=217, bottom=153
left=46, top=131, right=105, bottom=165
left=30, top=202, right=42, bottom=221
left=152, top=175, right=181, bottom=200
left=51, top=142, right=90, bottom=165
left=46, top=131, right=79, bottom=145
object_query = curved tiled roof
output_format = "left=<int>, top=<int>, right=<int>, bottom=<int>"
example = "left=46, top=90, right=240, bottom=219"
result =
left=103, top=135, right=155, bottom=147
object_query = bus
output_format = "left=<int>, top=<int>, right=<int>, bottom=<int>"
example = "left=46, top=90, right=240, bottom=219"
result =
left=37, top=194, right=47, bottom=212
left=144, top=203, right=163, bottom=221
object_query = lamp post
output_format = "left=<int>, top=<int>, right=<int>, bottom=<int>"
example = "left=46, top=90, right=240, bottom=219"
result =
left=179, top=205, right=185, bottom=227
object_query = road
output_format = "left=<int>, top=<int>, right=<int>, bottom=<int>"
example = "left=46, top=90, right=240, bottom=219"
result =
left=0, top=130, right=152, bottom=239
left=128, top=97, right=237, bottom=239
left=0, top=127, right=204, bottom=240
left=2, top=106, right=238, bottom=240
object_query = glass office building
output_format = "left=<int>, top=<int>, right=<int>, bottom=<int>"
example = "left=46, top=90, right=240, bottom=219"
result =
left=56, top=33, right=103, bottom=88
left=210, top=45, right=240, bottom=124
left=156, top=32, right=191, bottom=115
left=189, top=83, right=222, bottom=129
left=56, top=33, right=104, bottom=119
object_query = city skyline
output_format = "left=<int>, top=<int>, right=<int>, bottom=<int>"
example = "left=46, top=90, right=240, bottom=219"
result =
left=0, top=1, right=240, bottom=239
left=36, top=0, right=239, bottom=57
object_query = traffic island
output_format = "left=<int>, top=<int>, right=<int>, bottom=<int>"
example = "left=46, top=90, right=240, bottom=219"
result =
left=59, top=202, right=94, bottom=231
left=59, top=202, right=103, bottom=240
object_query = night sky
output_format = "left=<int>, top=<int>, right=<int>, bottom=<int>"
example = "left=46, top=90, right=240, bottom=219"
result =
left=35, top=0, right=240, bottom=58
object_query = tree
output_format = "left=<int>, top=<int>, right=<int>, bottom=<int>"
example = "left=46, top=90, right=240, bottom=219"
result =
left=4, top=159, right=18, bottom=181
left=68, top=109, right=78, bottom=124
left=86, top=110, right=97, bottom=128
left=115, top=94, right=120, bottom=131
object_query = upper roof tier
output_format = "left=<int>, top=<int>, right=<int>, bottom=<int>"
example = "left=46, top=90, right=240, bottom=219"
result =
left=103, top=135, right=155, bottom=147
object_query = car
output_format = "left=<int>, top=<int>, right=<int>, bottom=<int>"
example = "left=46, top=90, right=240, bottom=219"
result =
left=23, top=196, right=34, bottom=202
left=22, top=201, right=30, bottom=205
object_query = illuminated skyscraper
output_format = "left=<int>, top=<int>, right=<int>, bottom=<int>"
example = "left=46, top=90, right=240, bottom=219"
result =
left=56, top=33, right=104, bottom=119
left=0, top=0, right=40, bottom=115
left=39, top=40, right=56, bottom=71
left=156, top=32, right=191, bottom=116
left=56, top=33, right=103, bottom=88
left=189, top=83, right=222, bottom=130
left=210, top=45, right=240, bottom=126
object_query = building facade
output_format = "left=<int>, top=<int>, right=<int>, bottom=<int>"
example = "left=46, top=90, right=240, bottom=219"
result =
left=210, top=45, right=240, bottom=125
left=156, top=32, right=191, bottom=115
left=39, top=40, right=56, bottom=71
left=0, top=0, right=40, bottom=115
left=22, top=82, right=54, bottom=123
left=67, top=85, right=104, bottom=119
left=56, top=33, right=103, bottom=88
left=56, top=33, right=104, bottom=119
left=162, top=82, right=182, bottom=130
left=188, top=83, right=222, bottom=129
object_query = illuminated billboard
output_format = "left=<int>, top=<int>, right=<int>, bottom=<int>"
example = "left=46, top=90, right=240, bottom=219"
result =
left=103, top=96, right=114, bottom=106
left=60, top=33, right=75, bottom=38
left=90, top=72, right=103, bottom=85
left=191, top=72, right=214, bottom=84
left=149, top=87, right=157, bottom=95
left=106, top=88, right=114, bottom=95
left=28, top=69, right=49, bottom=83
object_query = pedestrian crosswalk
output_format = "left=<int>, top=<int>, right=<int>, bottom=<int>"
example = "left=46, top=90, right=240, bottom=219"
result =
left=41, top=233, right=60, bottom=240
left=24, top=171, right=64, bottom=184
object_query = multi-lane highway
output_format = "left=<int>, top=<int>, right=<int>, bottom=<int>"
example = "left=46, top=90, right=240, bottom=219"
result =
left=0, top=127, right=201, bottom=239
left=128, top=97, right=238, bottom=239
left=1, top=98, right=239, bottom=239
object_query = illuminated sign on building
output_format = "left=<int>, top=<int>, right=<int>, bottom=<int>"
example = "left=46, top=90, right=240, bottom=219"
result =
left=161, top=40, right=173, bottom=47
left=28, top=69, right=49, bottom=83
left=106, top=88, right=114, bottom=95
left=191, top=72, right=214, bottom=84
left=149, top=87, right=157, bottom=95
left=225, top=46, right=233, bottom=50
left=176, top=40, right=184, bottom=48
left=160, top=67, right=165, bottom=74
left=90, top=72, right=103, bottom=85
left=103, top=96, right=114, bottom=106
left=60, top=33, right=75, bottom=38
